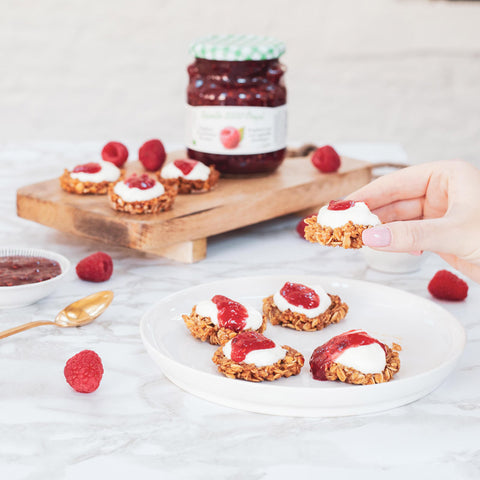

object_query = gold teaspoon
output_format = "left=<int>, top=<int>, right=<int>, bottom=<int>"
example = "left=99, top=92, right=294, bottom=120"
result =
left=0, top=291, right=114, bottom=339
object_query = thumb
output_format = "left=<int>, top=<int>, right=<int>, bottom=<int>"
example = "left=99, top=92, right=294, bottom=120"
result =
left=362, top=219, right=452, bottom=253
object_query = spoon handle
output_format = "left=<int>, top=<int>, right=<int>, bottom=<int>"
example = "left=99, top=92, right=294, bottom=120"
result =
left=0, top=321, right=56, bottom=339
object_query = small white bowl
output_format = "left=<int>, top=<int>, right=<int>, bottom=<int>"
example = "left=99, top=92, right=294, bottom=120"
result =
left=362, top=247, right=422, bottom=274
left=0, top=247, right=71, bottom=308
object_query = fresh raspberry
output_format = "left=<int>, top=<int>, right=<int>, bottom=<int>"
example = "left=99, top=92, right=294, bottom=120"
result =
left=220, top=127, right=241, bottom=149
left=73, top=162, right=102, bottom=174
left=296, top=214, right=315, bottom=239
left=64, top=350, right=104, bottom=393
left=311, top=145, right=341, bottom=173
left=328, top=200, right=355, bottom=211
left=428, top=270, right=468, bottom=301
left=101, top=141, right=129, bottom=168
left=139, top=139, right=166, bottom=171
left=76, top=252, right=113, bottom=282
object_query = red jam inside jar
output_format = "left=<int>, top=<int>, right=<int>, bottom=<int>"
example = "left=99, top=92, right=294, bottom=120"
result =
left=186, top=35, right=287, bottom=175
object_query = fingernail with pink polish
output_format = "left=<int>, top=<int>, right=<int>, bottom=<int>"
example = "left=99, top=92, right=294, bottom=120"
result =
left=362, top=226, right=392, bottom=247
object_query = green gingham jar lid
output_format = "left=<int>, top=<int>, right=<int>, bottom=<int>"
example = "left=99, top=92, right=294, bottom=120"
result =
left=190, top=34, right=286, bottom=61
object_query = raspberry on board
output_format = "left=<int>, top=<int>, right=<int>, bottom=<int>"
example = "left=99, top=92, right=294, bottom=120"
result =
left=101, top=141, right=129, bottom=168
left=64, top=350, right=104, bottom=393
left=76, top=252, right=113, bottom=282
left=311, top=145, right=341, bottom=173
left=139, top=139, right=166, bottom=171
left=428, top=269, right=468, bottom=301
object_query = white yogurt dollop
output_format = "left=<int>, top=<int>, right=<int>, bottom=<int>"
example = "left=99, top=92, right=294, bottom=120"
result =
left=222, top=338, right=286, bottom=367
left=195, top=299, right=263, bottom=330
left=273, top=283, right=331, bottom=318
left=113, top=180, right=165, bottom=202
left=70, top=160, right=121, bottom=183
left=316, top=201, right=380, bottom=229
left=161, top=160, right=210, bottom=181
left=335, top=342, right=386, bottom=374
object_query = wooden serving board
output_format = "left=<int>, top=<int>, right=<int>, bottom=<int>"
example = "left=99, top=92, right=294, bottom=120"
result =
left=16, top=151, right=372, bottom=263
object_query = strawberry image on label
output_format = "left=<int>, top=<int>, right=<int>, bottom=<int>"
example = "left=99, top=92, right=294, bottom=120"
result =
left=220, top=126, right=243, bottom=149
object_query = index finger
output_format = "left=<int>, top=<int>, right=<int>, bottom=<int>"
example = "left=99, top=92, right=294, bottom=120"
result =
left=344, top=162, right=437, bottom=210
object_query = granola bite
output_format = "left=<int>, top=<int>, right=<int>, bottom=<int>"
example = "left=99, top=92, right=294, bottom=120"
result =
left=159, top=159, right=219, bottom=194
left=60, top=161, right=122, bottom=195
left=309, top=329, right=401, bottom=385
left=108, top=173, right=176, bottom=214
left=183, top=295, right=267, bottom=345
left=212, top=331, right=304, bottom=382
left=304, top=200, right=381, bottom=249
left=263, top=281, right=348, bottom=331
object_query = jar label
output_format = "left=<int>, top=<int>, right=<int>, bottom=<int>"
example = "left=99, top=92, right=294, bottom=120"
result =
left=185, top=105, right=287, bottom=155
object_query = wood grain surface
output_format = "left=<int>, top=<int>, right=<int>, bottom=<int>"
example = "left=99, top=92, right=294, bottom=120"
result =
left=16, top=151, right=372, bottom=262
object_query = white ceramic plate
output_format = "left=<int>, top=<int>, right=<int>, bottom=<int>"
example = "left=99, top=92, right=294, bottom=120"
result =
left=140, top=275, right=466, bottom=417
left=0, top=247, right=71, bottom=308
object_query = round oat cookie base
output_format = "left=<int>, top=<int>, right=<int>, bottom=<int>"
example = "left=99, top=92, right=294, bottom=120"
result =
left=262, top=294, right=348, bottom=331
left=107, top=180, right=177, bottom=214
left=59, top=169, right=119, bottom=195
left=158, top=165, right=220, bottom=194
left=321, top=343, right=401, bottom=385
left=182, top=305, right=268, bottom=346
left=304, top=217, right=372, bottom=249
left=212, top=345, right=305, bottom=382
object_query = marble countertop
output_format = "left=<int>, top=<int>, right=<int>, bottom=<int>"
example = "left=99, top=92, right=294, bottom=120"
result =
left=1, top=143, right=479, bottom=480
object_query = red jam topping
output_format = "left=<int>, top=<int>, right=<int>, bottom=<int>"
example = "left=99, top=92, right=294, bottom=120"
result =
left=187, top=58, right=287, bottom=174
left=309, top=330, right=387, bottom=381
left=230, top=331, right=276, bottom=363
left=0, top=256, right=62, bottom=287
left=327, top=200, right=356, bottom=211
left=280, top=282, right=320, bottom=309
left=212, top=295, right=248, bottom=332
left=72, top=162, right=102, bottom=174
left=174, top=159, right=197, bottom=175
left=124, top=173, right=156, bottom=190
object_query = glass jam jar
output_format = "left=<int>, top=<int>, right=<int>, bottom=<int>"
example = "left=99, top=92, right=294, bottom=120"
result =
left=186, top=34, right=287, bottom=175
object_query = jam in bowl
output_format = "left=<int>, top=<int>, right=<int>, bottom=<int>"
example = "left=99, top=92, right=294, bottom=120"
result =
left=0, top=248, right=70, bottom=308
left=0, top=255, right=62, bottom=287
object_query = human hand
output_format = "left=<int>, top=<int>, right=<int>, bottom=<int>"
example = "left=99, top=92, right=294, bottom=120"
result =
left=345, top=160, right=480, bottom=283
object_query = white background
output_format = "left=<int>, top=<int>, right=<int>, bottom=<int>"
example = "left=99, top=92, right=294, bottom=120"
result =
left=1, top=0, right=480, bottom=163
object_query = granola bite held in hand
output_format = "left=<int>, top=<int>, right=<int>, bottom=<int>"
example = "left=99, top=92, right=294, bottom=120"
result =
left=60, top=161, right=122, bottom=195
left=183, top=295, right=267, bottom=345
left=212, top=331, right=304, bottom=382
left=108, top=173, right=176, bottom=214
left=304, top=200, right=381, bottom=249
left=309, top=330, right=401, bottom=385
left=263, top=281, right=348, bottom=331
left=159, top=159, right=220, bottom=194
